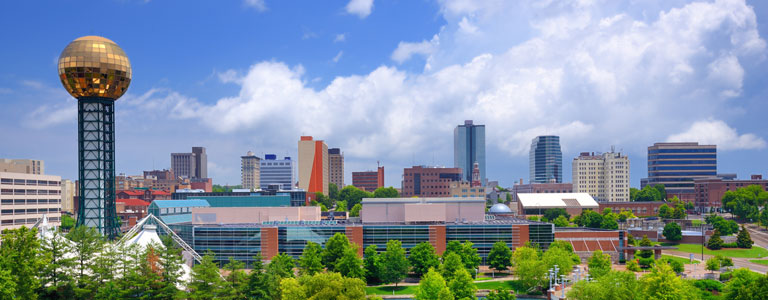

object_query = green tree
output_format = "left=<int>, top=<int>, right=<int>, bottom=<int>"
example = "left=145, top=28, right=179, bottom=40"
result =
left=459, top=241, right=481, bottom=277
left=323, top=232, right=350, bottom=271
left=66, top=225, right=104, bottom=294
left=637, top=235, right=653, bottom=259
left=630, top=187, right=640, bottom=201
left=265, top=253, right=296, bottom=300
left=246, top=253, right=270, bottom=299
left=587, top=250, right=612, bottom=279
left=663, top=222, right=682, bottom=241
left=553, top=215, right=570, bottom=227
left=39, top=229, right=76, bottom=298
left=600, top=214, right=619, bottom=230
left=329, top=182, right=339, bottom=200
left=654, top=184, right=667, bottom=200
left=363, top=245, right=382, bottom=284
left=658, top=204, right=672, bottom=219
left=486, top=288, right=516, bottom=300
left=568, top=270, right=640, bottom=300
left=444, top=240, right=463, bottom=257
left=409, top=242, right=440, bottom=277
left=336, top=200, right=348, bottom=212
left=576, top=210, right=603, bottom=228
left=672, top=202, right=687, bottom=220
left=627, top=234, right=636, bottom=246
left=188, top=252, right=225, bottom=300
left=440, top=252, right=464, bottom=283
left=296, top=271, right=367, bottom=300
left=636, top=186, right=663, bottom=202
left=60, top=214, right=76, bottom=230
left=415, top=268, right=453, bottom=300
left=626, top=259, right=641, bottom=272
left=448, top=268, right=476, bottom=300
left=657, top=257, right=684, bottom=274
left=487, top=241, right=512, bottom=275
left=543, top=246, right=573, bottom=277
left=223, top=257, right=249, bottom=299
left=339, top=185, right=373, bottom=210
left=349, top=203, right=362, bottom=217
left=724, top=268, right=767, bottom=300
left=707, top=230, right=724, bottom=250
left=543, top=208, right=570, bottom=222
left=0, top=226, right=43, bottom=300
left=736, top=225, right=754, bottom=248
left=298, top=241, right=324, bottom=276
left=280, top=277, right=305, bottom=300
left=315, top=193, right=334, bottom=210
left=617, top=210, right=637, bottom=222
left=373, top=186, right=399, bottom=198
left=705, top=215, right=739, bottom=235
left=335, top=244, right=365, bottom=279
left=717, top=255, right=734, bottom=268
left=512, top=246, right=546, bottom=292
left=639, top=263, right=696, bottom=300
left=705, top=257, right=720, bottom=273
left=760, top=208, right=768, bottom=229
left=380, top=240, right=409, bottom=287
left=722, top=185, right=768, bottom=221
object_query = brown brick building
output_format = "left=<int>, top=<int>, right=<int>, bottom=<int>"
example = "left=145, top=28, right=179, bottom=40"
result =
left=510, top=181, right=573, bottom=201
left=694, top=175, right=768, bottom=213
left=598, top=201, right=666, bottom=217
left=352, top=166, right=384, bottom=192
left=401, top=166, right=461, bottom=197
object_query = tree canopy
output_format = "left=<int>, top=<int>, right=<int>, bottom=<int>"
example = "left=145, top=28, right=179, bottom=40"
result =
left=409, top=242, right=440, bottom=277
left=663, top=222, right=682, bottom=241
left=722, top=185, right=768, bottom=221
left=487, top=241, right=512, bottom=273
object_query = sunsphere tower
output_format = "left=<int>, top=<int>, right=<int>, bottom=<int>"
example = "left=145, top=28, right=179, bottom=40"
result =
left=58, top=36, right=132, bottom=238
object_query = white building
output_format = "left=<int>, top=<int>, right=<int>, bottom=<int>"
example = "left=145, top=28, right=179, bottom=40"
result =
left=572, top=151, right=630, bottom=202
left=261, top=154, right=296, bottom=190
left=1, top=172, right=62, bottom=230
left=241, top=151, right=260, bottom=190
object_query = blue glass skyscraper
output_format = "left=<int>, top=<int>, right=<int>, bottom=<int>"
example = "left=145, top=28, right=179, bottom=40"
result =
left=529, top=136, right=563, bottom=183
left=454, top=120, right=485, bottom=185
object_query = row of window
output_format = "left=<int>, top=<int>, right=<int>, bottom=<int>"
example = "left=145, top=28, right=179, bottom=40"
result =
left=0, top=189, right=61, bottom=195
left=1, top=207, right=61, bottom=215
left=1, top=199, right=62, bottom=205
left=0, top=179, right=61, bottom=186
left=1, top=217, right=60, bottom=226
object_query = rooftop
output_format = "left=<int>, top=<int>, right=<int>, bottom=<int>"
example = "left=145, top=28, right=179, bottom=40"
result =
left=150, top=199, right=210, bottom=208
left=517, top=193, right=598, bottom=208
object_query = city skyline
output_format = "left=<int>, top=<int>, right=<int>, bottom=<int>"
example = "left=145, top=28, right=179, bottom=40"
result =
left=1, top=1, right=768, bottom=188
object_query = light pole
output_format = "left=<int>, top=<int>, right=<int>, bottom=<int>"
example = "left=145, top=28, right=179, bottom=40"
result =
left=561, top=274, right=566, bottom=298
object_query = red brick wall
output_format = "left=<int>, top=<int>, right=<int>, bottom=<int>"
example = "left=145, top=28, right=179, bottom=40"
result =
left=429, top=225, right=446, bottom=255
left=599, top=201, right=665, bottom=217
left=512, top=224, right=529, bottom=248
left=260, top=227, right=279, bottom=260
left=346, top=226, right=364, bottom=256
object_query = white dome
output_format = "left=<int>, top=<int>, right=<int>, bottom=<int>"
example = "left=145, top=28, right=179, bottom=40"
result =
left=489, top=203, right=512, bottom=213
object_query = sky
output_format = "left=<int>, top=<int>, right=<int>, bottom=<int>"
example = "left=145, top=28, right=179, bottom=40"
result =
left=1, top=0, right=767, bottom=189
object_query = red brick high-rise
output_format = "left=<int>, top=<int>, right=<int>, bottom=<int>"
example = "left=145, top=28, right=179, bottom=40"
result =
left=352, top=166, right=384, bottom=192
left=401, top=166, right=461, bottom=197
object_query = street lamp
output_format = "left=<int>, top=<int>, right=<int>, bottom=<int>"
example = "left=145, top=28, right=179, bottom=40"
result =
left=561, top=275, right=566, bottom=298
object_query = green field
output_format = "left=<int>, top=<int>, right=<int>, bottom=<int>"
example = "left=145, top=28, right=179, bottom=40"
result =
left=661, top=255, right=700, bottom=264
left=748, top=259, right=768, bottom=265
left=365, top=280, right=526, bottom=295
left=661, top=243, right=768, bottom=258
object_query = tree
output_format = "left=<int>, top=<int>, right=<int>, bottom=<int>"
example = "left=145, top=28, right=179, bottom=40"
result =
left=722, top=185, right=768, bottom=221
left=705, top=214, right=739, bottom=235
left=587, top=250, right=612, bottom=279
left=600, top=214, right=619, bottom=230
left=280, top=277, right=305, bottom=300
left=60, top=214, right=76, bottom=230
left=553, top=215, right=570, bottom=227
left=329, top=183, right=339, bottom=200
left=265, top=253, right=296, bottom=300
left=639, top=263, right=696, bottom=300
left=66, top=225, right=104, bottom=294
left=637, top=235, right=653, bottom=259
left=284, top=272, right=367, bottom=300
left=576, top=210, right=603, bottom=228
left=760, top=208, right=768, bottom=229
left=298, top=241, right=324, bottom=276
left=568, top=270, right=640, bottom=300
left=672, top=202, right=687, bottom=220
left=444, top=240, right=463, bottom=257
left=373, top=186, right=399, bottom=198
left=363, top=245, right=382, bottom=284
left=487, top=241, right=512, bottom=275
left=459, top=241, right=481, bottom=277
left=440, top=252, right=464, bottom=283
left=724, top=268, right=767, bottom=300
left=336, top=200, right=348, bottom=212
left=717, top=255, right=734, bottom=268
left=707, top=230, right=724, bottom=250
left=335, top=244, right=365, bottom=279
left=350, top=203, right=362, bottom=217
left=223, top=257, right=249, bottom=299
left=39, top=228, right=76, bottom=298
left=380, top=240, right=409, bottom=287
left=188, top=252, right=225, bottom=300
left=315, top=193, right=333, bottom=210
left=617, top=210, right=637, bottom=222
left=663, top=222, right=682, bottom=241
left=626, top=260, right=641, bottom=272
left=156, top=237, right=185, bottom=300
left=658, top=204, right=672, bottom=219
left=323, top=232, right=351, bottom=271
left=0, top=226, right=43, bottom=300
left=543, top=246, right=573, bottom=277
left=627, top=234, right=636, bottom=246
left=630, top=187, right=640, bottom=201
left=656, top=257, right=684, bottom=274
left=246, top=253, right=270, bottom=299
left=339, top=185, right=373, bottom=210
left=486, top=288, right=516, bottom=300
left=512, top=246, right=546, bottom=291
left=543, top=208, right=570, bottom=222
left=409, top=242, right=440, bottom=277
left=635, top=186, right=663, bottom=202
left=705, top=257, right=720, bottom=273
left=736, top=225, right=754, bottom=248
left=415, top=268, right=453, bottom=300
left=448, top=267, right=476, bottom=300
left=654, top=184, right=667, bottom=200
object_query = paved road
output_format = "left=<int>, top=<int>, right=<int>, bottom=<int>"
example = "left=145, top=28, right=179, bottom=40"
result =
left=663, top=250, right=768, bottom=274
left=746, top=224, right=768, bottom=249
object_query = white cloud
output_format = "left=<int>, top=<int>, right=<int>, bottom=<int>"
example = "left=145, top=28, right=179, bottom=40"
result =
left=24, top=101, right=76, bottom=129
left=667, top=120, right=766, bottom=150
left=243, top=0, right=267, bottom=11
left=345, top=0, right=374, bottom=18
left=332, top=51, right=344, bottom=63
left=334, top=33, right=346, bottom=43
left=217, top=69, right=241, bottom=84
left=391, top=35, right=439, bottom=64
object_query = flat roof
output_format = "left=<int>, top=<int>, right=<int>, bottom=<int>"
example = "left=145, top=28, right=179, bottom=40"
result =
left=170, top=218, right=546, bottom=228
left=362, top=197, right=485, bottom=204
left=518, top=193, right=598, bottom=208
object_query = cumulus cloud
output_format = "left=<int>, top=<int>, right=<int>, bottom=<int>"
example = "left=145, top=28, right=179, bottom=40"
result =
left=391, top=35, right=439, bottom=64
left=345, top=0, right=374, bottom=18
left=243, top=0, right=267, bottom=11
left=667, top=120, right=766, bottom=150
left=24, top=101, right=76, bottom=129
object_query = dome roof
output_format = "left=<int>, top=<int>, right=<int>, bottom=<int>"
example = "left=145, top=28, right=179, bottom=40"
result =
left=489, top=203, right=512, bottom=213
left=58, top=35, right=131, bottom=100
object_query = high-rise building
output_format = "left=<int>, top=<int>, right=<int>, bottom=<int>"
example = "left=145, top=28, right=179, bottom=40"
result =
left=401, top=166, right=461, bottom=197
left=529, top=136, right=563, bottom=183
left=328, top=148, right=344, bottom=188
left=241, top=151, right=261, bottom=190
left=171, top=146, right=208, bottom=180
left=1, top=172, right=62, bottom=230
left=694, top=174, right=768, bottom=213
left=260, top=154, right=296, bottom=190
left=0, top=159, right=44, bottom=174
left=572, top=150, right=630, bottom=202
left=454, top=120, right=486, bottom=185
left=352, top=166, right=385, bottom=192
left=59, top=36, right=132, bottom=238
left=61, top=179, right=76, bottom=214
left=298, top=136, right=329, bottom=197
left=644, top=142, right=716, bottom=202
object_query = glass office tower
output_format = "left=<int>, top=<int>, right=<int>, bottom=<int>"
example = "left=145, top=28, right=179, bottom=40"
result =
left=645, top=142, right=716, bottom=201
left=454, top=120, right=486, bottom=185
left=529, top=136, right=563, bottom=183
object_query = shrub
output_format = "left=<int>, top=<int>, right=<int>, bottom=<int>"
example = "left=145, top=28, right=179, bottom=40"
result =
left=693, top=279, right=724, bottom=292
left=638, top=257, right=655, bottom=269
left=722, top=242, right=738, bottom=248
left=707, top=232, right=724, bottom=250
left=719, top=271, right=733, bottom=282
left=626, top=259, right=641, bottom=272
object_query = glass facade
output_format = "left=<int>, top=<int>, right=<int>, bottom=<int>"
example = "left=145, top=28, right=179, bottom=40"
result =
left=362, top=225, right=430, bottom=253
left=454, top=120, right=486, bottom=184
left=529, top=136, right=563, bottom=183
left=260, top=155, right=295, bottom=190
left=645, top=143, right=717, bottom=196
left=193, top=226, right=263, bottom=268
left=278, top=226, right=346, bottom=258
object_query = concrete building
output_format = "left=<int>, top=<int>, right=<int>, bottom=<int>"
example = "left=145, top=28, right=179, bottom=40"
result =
left=572, top=150, right=630, bottom=202
left=1, top=172, right=62, bottom=230
left=192, top=206, right=322, bottom=224
left=260, top=154, right=295, bottom=190
left=361, top=197, right=485, bottom=224
left=171, top=147, right=208, bottom=179
left=241, top=151, right=261, bottom=191
left=529, top=136, right=563, bottom=183
left=61, top=179, right=76, bottom=214
left=449, top=181, right=485, bottom=198
left=644, top=142, right=716, bottom=202
left=517, top=193, right=599, bottom=216
left=0, top=159, right=44, bottom=174
left=298, top=136, right=329, bottom=197
left=454, top=120, right=486, bottom=185
left=352, top=166, right=384, bottom=192
left=401, top=166, right=461, bottom=197
left=694, top=174, right=768, bottom=213
left=510, top=181, right=574, bottom=201
left=328, top=148, right=344, bottom=188
left=190, top=178, right=212, bottom=192
left=116, top=174, right=148, bottom=190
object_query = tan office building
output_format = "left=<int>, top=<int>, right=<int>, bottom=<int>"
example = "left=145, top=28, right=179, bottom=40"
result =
left=0, top=159, right=44, bottom=175
left=572, top=151, right=630, bottom=202
left=61, top=179, right=75, bottom=214
left=328, top=148, right=344, bottom=188
left=298, top=136, right=329, bottom=196
left=241, top=151, right=261, bottom=190
left=1, top=172, right=62, bottom=230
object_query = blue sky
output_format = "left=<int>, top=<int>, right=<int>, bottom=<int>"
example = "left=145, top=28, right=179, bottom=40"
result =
left=1, top=0, right=767, bottom=189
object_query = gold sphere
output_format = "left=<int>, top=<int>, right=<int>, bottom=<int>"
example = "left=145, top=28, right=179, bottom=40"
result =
left=58, top=36, right=131, bottom=100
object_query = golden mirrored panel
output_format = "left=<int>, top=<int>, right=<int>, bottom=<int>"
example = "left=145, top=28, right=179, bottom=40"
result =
left=58, top=36, right=132, bottom=100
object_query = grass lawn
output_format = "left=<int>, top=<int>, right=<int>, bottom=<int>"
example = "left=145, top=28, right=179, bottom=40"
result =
left=690, top=219, right=703, bottom=226
left=661, top=255, right=700, bottom=264
left=661, top=243, right=768, bottom=258
left=475, top=277, right=493, bottom=281
left=749, top=259, right=768, bottom=265
left=364, top=285, right=419, bottom=295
